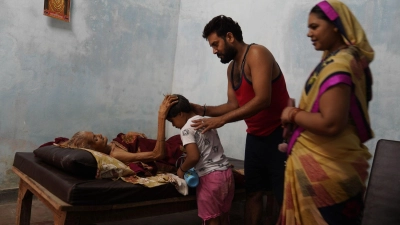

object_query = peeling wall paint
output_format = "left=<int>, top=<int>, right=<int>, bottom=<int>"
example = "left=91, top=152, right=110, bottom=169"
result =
left=172, top=0, right=400, bottom=162
left=0, top=0, right=180, bottom=190
left=1, top=0, right=399, bottom=191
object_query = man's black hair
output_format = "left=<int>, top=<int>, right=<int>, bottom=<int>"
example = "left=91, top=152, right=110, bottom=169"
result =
left=202, top=15, right=243, bottom=42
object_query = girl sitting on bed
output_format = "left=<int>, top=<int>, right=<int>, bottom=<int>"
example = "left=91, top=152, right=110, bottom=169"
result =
left=166, top=94, right=234, bottom=225
left=57, top=95, right=184, bottom=175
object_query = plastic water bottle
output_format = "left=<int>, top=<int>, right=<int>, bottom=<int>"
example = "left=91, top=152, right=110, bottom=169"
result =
left=184, top=168, right=199, bottom=188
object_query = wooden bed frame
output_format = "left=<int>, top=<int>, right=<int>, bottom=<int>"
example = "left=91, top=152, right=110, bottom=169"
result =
left=13, top=166, right=246, bottom=225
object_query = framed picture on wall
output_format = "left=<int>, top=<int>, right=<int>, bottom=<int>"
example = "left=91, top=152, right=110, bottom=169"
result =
left=43, top=0, right=71, bottom=22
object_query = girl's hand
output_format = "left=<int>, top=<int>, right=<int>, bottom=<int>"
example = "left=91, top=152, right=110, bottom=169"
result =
left=177, top=166, right=184, bottom=179
left=159, top=95, right=178, bottom=118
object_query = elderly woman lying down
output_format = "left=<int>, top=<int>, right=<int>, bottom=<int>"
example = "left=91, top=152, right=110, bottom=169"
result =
left=57, top=95, right=184, bottom=175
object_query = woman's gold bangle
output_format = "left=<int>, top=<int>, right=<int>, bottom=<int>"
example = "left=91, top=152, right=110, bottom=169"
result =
left=289, top=108, right=303, bottom=124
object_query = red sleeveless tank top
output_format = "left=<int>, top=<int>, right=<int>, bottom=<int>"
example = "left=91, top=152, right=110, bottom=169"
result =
left=233, top=44, right=289, bottom=136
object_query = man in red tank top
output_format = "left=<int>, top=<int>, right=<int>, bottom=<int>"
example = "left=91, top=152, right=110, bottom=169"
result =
left=191, top=15, right=289, bottom=225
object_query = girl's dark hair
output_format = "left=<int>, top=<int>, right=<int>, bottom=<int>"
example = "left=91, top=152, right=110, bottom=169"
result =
left=167, top=94, right=192, bottom=119
left=202, top=15, right=243, bottom=42
left=310, top=5, right=332, bottom=23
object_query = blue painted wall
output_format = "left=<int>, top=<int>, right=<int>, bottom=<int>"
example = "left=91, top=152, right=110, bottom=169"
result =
left=0, top=0, right=180, bottom=189
left=2, top=0, right=399, bottom=190
left=172, top=0, right=400, bottom=162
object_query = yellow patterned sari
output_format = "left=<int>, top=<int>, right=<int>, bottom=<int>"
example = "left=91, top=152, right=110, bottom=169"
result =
left=279, top=1, right=374, bottom=224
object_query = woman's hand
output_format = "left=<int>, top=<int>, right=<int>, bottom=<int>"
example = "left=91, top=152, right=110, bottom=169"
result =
left=281, top=106, right=296, bottom=126
left=281, top=106, right=297, bottom=141
left=159, top=95, right=178, bottom=118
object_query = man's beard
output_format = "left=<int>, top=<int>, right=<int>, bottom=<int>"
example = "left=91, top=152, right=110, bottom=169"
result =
left=218, top=44, right=237, bottom=64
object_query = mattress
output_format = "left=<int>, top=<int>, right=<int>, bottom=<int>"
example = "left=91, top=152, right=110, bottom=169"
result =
left=13, top=152, right=244, bottom=205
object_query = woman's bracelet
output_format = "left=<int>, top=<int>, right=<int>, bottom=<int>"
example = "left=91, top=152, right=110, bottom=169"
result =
left=202, top=104, right=207, bottom=117
left=179, top=165, right=187, bottom=173
left=289, top=107, right=303, bottom=124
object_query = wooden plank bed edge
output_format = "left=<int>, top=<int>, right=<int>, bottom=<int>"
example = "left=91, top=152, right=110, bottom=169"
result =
left=12, top=166, right=246, bottom=225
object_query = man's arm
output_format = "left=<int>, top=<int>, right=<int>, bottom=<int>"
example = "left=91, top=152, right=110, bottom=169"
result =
left=193, top=46, right=275, bottom=133
left=205, top=63, right=240, bottom=116
left=219, top=45, right=274, bottom=121
left=191, top=62, right=239, bottom=117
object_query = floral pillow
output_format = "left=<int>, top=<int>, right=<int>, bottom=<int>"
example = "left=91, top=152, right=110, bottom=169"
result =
left=82, top=149, right=135, bottom=179
left=34, top=145, right=135, bottom=179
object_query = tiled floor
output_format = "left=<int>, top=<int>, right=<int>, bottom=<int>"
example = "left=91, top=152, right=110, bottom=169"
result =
left=0, top=197, right=245, bottom=225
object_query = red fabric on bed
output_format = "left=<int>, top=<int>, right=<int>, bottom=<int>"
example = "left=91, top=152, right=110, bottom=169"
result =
left=113, top=134, right=184, bottom=167
left=40, top=134, right=185, bottom=176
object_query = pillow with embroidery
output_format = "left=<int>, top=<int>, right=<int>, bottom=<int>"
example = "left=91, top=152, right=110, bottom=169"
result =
left=34, top=145, right=135, bottom=179
left=82, top=149, right=135, bottom=179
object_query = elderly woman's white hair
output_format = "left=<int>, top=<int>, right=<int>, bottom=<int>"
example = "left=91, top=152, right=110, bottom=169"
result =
left=58, top=131, right=92, bottom=149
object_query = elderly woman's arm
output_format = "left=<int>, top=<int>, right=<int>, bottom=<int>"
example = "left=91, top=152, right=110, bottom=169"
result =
left=110, top=95, right=178, bottom=163
left=152, top=95, right=178, bottom=158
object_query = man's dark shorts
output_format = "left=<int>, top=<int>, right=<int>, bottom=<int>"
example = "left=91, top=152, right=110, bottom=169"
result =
left=244, top=126, right=287, bottom=204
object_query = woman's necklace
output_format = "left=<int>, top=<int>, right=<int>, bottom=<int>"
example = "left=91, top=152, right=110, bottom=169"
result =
left=325, top=45, right=348, bottom=60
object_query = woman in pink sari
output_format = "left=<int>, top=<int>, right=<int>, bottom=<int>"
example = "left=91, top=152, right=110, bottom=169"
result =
left=279, top=1, right=374, bottom=224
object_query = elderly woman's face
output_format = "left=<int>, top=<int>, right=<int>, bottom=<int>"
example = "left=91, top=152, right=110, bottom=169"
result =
left=82, top=131, right=108, bottom=153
